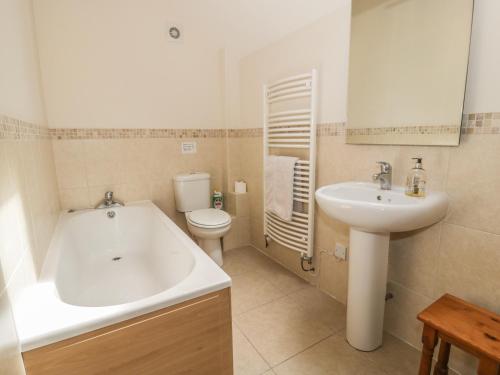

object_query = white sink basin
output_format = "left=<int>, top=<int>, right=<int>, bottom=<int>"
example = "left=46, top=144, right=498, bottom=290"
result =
left=315, top=182, right=449, bottom=233
left=315, top=181, right=449, bottom=352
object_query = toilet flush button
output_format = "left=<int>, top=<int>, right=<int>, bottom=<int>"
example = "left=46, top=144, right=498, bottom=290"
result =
left=181, top=141, right=197, bottom=154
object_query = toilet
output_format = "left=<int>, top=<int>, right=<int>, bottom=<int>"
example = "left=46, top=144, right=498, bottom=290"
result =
left=173, top=172, right=231, bottom=266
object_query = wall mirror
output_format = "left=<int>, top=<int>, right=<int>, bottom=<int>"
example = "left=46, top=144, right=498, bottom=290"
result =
left=346, top=0, right=474, bottom=146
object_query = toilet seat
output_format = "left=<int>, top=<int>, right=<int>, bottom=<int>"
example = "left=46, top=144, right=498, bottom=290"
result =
left=186, top=208, right=231, bottom=229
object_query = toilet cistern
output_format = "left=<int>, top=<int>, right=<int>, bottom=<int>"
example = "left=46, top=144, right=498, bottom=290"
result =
left=315, top=168, right=448, bottom=351
left=173, top=172, right=231, bottom=267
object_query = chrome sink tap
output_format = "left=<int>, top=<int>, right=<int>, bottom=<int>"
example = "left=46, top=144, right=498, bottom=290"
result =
left=372, top=161, right=392, bottom=190
left=95, top=191, right=124, bottom=209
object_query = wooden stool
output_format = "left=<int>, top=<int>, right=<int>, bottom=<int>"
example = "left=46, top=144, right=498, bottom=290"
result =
left=417, top=294, right=500, bottom=375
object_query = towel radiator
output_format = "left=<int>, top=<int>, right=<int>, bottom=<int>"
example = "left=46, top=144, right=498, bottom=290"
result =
left=263, top=70, right=317, bottom=265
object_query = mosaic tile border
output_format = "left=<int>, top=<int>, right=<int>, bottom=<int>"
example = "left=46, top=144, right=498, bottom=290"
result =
left=8, top=112, right=496, bottom=140
left=317, top=122, right=346, bottom=136
left=0, top=114, right=50, bottom=140
left=461, top=112, right=500, bottom=134
left=50, top=128, right=227, bottom=140
left=227, top=123, right=346, bottom=138
left=346, top=124, right=460, bottom=137
left=227, top=128, right=263, bottom=137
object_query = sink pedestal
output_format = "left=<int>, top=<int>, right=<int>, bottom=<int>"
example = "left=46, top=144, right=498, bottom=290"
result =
left=346, top=228, right=390, bottom=351
left=315, top=182, right=449, bottom=351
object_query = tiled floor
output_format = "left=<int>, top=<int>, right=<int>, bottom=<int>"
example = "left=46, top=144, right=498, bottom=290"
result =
left=223, top=246, right=426, bottom=375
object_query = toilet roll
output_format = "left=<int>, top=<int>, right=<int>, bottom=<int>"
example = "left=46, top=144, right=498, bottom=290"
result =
left=234, top=180, right=247, bottom=193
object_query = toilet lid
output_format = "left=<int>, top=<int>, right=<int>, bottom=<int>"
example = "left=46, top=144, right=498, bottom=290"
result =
left=187, top=208, right=231, bottom=228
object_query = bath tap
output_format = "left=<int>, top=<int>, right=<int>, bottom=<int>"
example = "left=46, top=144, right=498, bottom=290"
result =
left=95, top=191, right=124, bottom=209
left=372, top=161, right=392, bottom=190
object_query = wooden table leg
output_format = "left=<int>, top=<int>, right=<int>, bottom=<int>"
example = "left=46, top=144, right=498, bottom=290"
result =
left=477, top=357, right=499, bottom=375
left=419, top=325, right=438, bottom=375
left=433, top=339, right=451, bottom=375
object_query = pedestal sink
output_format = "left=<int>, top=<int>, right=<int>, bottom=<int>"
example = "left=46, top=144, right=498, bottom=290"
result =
left=315, top=182, right=448, bottom=351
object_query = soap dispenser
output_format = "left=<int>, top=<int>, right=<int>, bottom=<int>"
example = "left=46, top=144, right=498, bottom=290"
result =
left=405, top=158, right=427, bottom=197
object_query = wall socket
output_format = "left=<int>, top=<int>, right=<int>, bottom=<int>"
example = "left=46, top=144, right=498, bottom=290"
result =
left=334, top=243, right=348, bottom=261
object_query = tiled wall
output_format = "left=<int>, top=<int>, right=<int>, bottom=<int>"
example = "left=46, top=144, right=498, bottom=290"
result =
left=0, top=116, right=60, bottom=374
left=51, top=132, right=227, bottom=232
left=226, top=125, right=500, bottom=374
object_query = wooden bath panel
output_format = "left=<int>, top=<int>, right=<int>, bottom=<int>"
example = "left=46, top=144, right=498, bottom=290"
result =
left=23, top=288, right=233, bottom=375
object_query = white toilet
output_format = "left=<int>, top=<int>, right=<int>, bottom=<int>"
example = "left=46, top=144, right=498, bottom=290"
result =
left=173, top=172, right=231, bottom=266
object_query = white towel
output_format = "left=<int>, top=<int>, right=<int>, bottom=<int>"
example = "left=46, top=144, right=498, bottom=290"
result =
left=265, top=155, right=298, bottom=221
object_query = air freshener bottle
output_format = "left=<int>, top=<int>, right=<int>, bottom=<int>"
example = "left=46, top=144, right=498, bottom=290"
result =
left=212, top=191, right=223, bottom=209
left=405, top=158, right=427, bottom=197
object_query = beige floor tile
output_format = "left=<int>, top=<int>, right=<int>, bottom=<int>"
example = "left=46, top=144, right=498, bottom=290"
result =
left=230, top=271, right=285, bottom=315
left=233, top=324, right=270, bottom=375
left=261, top=371, right=276, bottom=375
left=357, top=332, right=421, bottom=375
left=286, top=286, right=346, bottom=334
left=273, top=334, right=387, bottom=375
left=223, top=246, right=264, bottom=277
left=254, top=260, right=309, bottom=295
left=234, top=295, right=337, bottom=366
left=224, top=246, right=308, bottom=295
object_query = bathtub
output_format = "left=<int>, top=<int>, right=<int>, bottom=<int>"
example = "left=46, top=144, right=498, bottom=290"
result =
left=13, top=201, right=231, bottom=352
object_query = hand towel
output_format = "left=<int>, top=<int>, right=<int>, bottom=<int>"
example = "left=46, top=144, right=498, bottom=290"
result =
left=265, top=155, right=298, bottom=221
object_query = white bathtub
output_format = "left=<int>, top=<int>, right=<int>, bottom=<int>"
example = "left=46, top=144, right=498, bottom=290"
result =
left=13, top=201, right=231, bottom=352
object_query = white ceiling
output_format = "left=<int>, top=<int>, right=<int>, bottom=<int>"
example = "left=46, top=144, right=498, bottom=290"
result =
left=167, top=0, right=349, bottom=57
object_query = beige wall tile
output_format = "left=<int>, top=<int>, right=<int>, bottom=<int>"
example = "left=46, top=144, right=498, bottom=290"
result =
left=0, top=290, right=25, bottom=375
left=384, top=281, right=433, bottom=349
left=389, top=223, right=442, bottom=298
left=225, top=192, right=249, bottom=217
left=391, top=146, right=451, bottom=191
left=59, top=187, right=90, bottom=210
left=0, top=134, right=60, bottom=375
left=435, top=223, right=500, bottom=312
left=53, top=137, right=227, bottom=223
left=445, top=135, right=500, bottom=235
left=55, top=160, right=87, bottom=189
left=52, top=139, right=85, bottom=162
left=318, top=251, right=348, bottom=304
left=223, top=216, right=250, bottom=251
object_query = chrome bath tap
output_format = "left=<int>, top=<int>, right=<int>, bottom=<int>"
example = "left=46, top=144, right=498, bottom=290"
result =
left=372, top=161, right=392, bottom=190
left=95, top=191, right=124, bottom=209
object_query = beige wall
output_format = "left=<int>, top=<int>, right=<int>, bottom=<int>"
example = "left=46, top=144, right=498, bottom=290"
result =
left=33, top=0, right=225, bottom=129
left=232, top=2, right=500, bottom=374
left=52, top=136, right=226, bottom=232
left=32, top=0, right=346, bottom=130
left=239, top=10, right=350, bottom=129
left=464, top=0, right=500, bottom=113
left=0, top=1, right=60, bottom=374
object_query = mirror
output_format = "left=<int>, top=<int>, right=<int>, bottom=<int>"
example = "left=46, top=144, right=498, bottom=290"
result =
left=346, top=0, right=474, bottom=146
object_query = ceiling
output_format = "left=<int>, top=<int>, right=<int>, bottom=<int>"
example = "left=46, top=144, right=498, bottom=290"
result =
left=166, top=0, right=350, bottom=57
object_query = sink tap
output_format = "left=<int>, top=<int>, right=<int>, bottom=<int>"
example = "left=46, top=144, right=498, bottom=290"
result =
left=95, top=191, right=124, bottom=209
left=372, top=162, right=392, bottom=190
